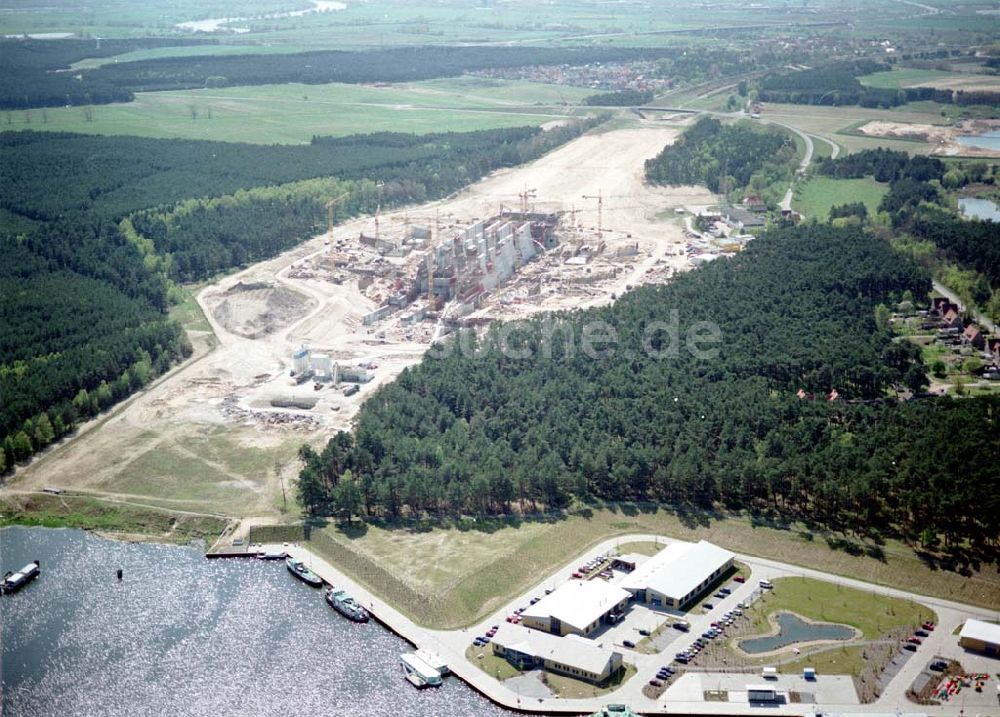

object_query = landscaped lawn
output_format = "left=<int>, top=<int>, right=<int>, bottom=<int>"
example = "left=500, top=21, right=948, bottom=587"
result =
left=747, top=577, right=934, bottom=639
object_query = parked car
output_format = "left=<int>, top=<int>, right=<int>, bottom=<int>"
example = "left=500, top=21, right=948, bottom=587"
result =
left=673, top=621, right=690, bottom=631
left=529, top=597, right=540, bottom=604
left=572, top=572, right=583, bottom=579
left=907, top=636, right=922, bottom=645
left=703, top=603, right=714, bottom=610
left=649, top=679, right=662, bottom=687
left=759, top=580, right=773, bottom=589
left=544, top=588, right=553, bottom=595
left=720, top=587, right=732, bottom=595
left=903, top=643, right=917, bottom=652
left=734, top=575, right=746, bottom=583
left=922, top=621, right=935, bottom=631
left=623, top=640, right=635, bottom=648
left=715, top=592, right=727, bottom=599
left=638, top=628, right=651, bottom=636
left=914, top=629, right=928, bottom=637
left=929, top=661, right=948, bottom=672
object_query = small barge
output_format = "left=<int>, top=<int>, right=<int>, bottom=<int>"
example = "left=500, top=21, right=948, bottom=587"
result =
left=286, top=557, right=323, bottom=587
left=325, top=588, right=369, bottom=622
left=2, top=560, right=40, bottom=594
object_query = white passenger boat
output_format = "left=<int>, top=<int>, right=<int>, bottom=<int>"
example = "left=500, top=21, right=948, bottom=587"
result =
left=399, top=652, right=442, bottom=687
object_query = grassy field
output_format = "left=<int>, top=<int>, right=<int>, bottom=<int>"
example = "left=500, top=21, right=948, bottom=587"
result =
left=466, top=644, right=522, bottom=681
left=793, top=176, right=889, bottom=220
left=778, top=643, right=868, bottom=677
left=859, top=68, right=961, bottom=89
left=0, top=492, right=228, bottom=542
left=298, top=506, right=999, bottom=630
left=763, top=103, right=949, bottom=155
left=747, top=577, right=933, bottom=640
left=89, top=427, right=301, bottom=515
left=3, top=78, right=593, bottom=144
left=545, top=663, right=638, bottom=699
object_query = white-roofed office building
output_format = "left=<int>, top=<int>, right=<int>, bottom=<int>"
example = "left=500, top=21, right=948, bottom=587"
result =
left=959, top=619, right=1000, bottom=656
left=490, top=624, right=624, bottom=684
left=620, top=540, right=735, bottom=609
left=520, top=580, right=631, bottom=637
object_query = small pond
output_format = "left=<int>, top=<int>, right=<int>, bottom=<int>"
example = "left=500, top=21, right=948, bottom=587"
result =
left=959, top=197, right=1000, bottom=222
left=956, top=131, right=1000, bottom=152
left=738, top=612, right=854, bottom=654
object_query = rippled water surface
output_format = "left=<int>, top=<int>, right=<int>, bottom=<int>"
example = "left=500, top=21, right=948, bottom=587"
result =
left=0, top=527, right=513, bottom=717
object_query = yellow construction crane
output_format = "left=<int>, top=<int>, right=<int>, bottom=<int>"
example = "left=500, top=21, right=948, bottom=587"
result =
left=518, top=186, right=537, bottom=215
left=325, top=192, right=350, bottom=234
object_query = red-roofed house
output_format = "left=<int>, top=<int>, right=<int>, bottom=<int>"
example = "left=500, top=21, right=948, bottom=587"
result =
left=742, top=195, right=767, bottom=212
left=963, top=324, right=985, bottom=350
left=942, top=309, right=963, bottom=331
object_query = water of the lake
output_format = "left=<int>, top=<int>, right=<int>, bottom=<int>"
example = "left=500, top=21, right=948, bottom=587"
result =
left=738, top=612, right=854, bottom=654
left=0, top=527, right=514, bottom=717
left=959, top=196, right=1000, bottom=222
left=956, top=130, right=1000, bottom=152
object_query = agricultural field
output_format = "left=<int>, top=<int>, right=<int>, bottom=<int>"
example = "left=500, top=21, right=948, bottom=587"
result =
left=860, top=67, right=1000, bottom=93
left=299, top=506, right=999, bottom=629
left=859, top=68, right=962, bottom=90
left=792, top=176, right=889, bottom=220
left=2, top=78, right=594, bottom=144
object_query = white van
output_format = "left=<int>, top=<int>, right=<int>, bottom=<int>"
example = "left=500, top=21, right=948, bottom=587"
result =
left=762, top=666, right=778, bottom=679
left=759, top=579, right=773, bottom=590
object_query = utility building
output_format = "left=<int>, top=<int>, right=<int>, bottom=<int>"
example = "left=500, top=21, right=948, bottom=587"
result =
left=619, top=540, right=735, bottom=609
left=959, top=619, right=1000, bottom=656
left=520, top=580, right=631, bottom=637
left=491, top=624, right=623, bottom=684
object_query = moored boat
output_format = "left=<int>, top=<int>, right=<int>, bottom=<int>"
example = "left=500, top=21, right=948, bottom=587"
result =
left=399, top=652, right=442, bottom=688
left=285, top=557, right=323, bottom=587
left=1, top=560, right=40, bottom=594
left=325, top=587, right=369, bottom=622
left=590, top=707, right=639, bottom=717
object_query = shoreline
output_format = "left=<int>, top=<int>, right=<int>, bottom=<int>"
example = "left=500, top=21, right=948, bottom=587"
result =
left=207, top=533, right=998, bottom=717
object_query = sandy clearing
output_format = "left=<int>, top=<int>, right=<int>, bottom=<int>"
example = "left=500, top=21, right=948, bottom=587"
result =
left=856, top=119, right=1000, bottom=158
left=7, top=121, right=714, bottom=516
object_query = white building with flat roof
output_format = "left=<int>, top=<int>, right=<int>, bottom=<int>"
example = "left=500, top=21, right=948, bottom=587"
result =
left=520, top=580, right=631, bottom=636
left=619, top=540, right=735, bottom=609
left=959, top=619, right=1000, bottom=656
left=490, top=623, right=623, bottom=684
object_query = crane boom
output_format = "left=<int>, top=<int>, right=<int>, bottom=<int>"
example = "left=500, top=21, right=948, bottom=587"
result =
left=325, top=192, right=350, bottom=234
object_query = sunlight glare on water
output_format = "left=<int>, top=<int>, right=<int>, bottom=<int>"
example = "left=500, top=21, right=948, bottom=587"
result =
left=0, top=527, right=513, bottom=717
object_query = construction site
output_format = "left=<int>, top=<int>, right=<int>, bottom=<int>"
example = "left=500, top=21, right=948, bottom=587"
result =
left=13, top=122, right=717, bottom=515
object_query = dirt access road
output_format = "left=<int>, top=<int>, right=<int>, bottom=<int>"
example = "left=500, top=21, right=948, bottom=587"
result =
left=7, top=120, right=712, bottom=519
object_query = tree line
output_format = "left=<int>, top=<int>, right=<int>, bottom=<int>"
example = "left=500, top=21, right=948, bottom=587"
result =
left=126, top=122, right=600, bottom=282
left=2, top=42, right=668, bottom=109
left=758, top=60, right=1000, bottom=108
left=297, top=225, right=998, bottom=561
left=644, top=116, right=795, bottom=203
left=0, top=37, right=216, bottom=110
left=0, top=118, right=600, bottom=469
left=584, top=90, right=654, bottom=106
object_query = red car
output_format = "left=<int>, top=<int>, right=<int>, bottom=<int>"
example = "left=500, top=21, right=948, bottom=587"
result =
left=922, top=621, right=936, bottom=631
left=907, top=636, right=922, bottom=645
left=572, top=571, right=583, bottom=579
left=733, top=576, right=746, bottom=583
